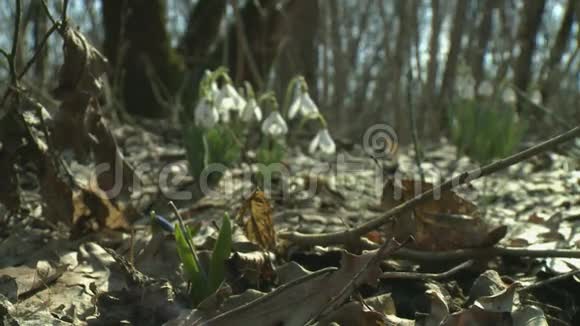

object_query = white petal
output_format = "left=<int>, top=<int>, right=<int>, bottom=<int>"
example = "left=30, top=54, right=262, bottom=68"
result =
left=241, top=99, right=262, bottom=122
left=194, top=99, right=219, bottom=128
left=288, top=95, right=301, bottom=119
left=261, top=112, right=288, bottom=136
left=300, top=93, right=319, bottom=119
left=224, top=84, right=246, bottom=111
left=308, top=132, right=321, bottom=153
left=318, top=129, right=336, bottom=154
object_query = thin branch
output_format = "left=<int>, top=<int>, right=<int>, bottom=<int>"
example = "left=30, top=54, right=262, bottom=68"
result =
left=18, top=23, right=58, bottom=80
left=40, top=0, right=57, bottom=27
left=0, top=49, right=10, bottom=64
left=279, top=125, right=580, bottom=246
left=392, top=245, right=580, bottom=262
left=381, top=259, right=474, bottom=280
left=10, top=0, right=22, bottom=84
left=519, top=268, right=580, bottom=293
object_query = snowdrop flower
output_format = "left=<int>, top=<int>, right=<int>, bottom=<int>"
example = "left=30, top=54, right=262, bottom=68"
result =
left=308, top=129, right=336, bottom=155
left=477, top=80, right=494, bottom=97
left=502, top=88, right=517, bottom=104
left=531, top=90, right=542, bottom=105
left=288, top=89, right=319, bottom=120
left=261, top=111, right=288, bottom=136
left=194, top=98, right=219, bottom=128
left=241, top=98, right=262, bottom=122
left=215, top=83, right=247, bottom=114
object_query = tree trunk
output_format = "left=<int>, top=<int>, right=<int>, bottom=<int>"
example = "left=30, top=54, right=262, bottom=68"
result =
left=470, top=0, right=497, bottom=88
left=179, top=0, right=227, bottom=69
left=102, top=0, right=183, bottom=118
left=512, top=0, right=546, bottom=111
left=422, top=0, right=442, bottom=134
left=275, top=0, right=319, bottom=103
left=540, top=0, right=575, bottom=104
left=439, top=0, right=468, bottom=105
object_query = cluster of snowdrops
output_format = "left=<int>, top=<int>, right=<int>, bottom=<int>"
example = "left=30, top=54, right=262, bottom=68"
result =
left=192, top=68, right=335, bottom=161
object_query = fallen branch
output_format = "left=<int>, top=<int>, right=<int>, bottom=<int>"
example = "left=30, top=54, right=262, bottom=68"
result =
left=391, top=246, right=580, bottom=262
left=279, top=125, right=580, bottom=247
left=381, top=259, right=474, bottom=280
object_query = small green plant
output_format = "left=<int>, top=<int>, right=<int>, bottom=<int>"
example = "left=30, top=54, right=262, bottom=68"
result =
left=174, top=213, right=232, bottom=305
left=448, top=86, right=527, bottom=164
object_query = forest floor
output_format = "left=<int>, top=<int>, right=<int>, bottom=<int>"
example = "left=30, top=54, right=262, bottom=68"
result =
left=1, top=118, right=580, bottom=326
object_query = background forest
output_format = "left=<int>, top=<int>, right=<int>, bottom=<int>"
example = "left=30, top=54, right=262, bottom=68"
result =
left=1, top=0, right=578, bottom=142
left=1, top=1, right=580, bottom=325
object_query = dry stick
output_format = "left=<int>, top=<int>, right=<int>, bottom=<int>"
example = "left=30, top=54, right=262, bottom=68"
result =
left=279, top=125, right=580, bottom=247
left=519, top=268, right=580, bottom=293
left=381, top=259, right=474, bottom=280
left=393, top=245, right=580, bottom=262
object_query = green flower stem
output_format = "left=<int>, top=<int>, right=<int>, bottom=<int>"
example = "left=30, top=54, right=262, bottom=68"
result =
left=244, top=81, right=255, bottom=99
left=282, top=76, right=306, bottom=118
left=259, top=91, right=279, bottom=112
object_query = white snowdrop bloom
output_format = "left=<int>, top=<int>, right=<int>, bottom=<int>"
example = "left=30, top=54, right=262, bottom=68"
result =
left=288, top=90, right=319, bottom=120
left=215, top=83, right=247, bottom=114
left=194, top=98, right=219, bottom=128
left=261, top=111, right=288, bottom=136
left=210, top=82, right=220, bottom=100
left=531, top=90, right=542, bottom=105
left=308, top=129, right=336, bottom=155
left=241, top=98, right=262, bottom=122
left=502, top=88, right=517, bottom=104
left=477, top=81, right=494, bottom=97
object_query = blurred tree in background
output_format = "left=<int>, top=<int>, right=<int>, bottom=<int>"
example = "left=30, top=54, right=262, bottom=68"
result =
left=0, top=0, right=578, bottom=142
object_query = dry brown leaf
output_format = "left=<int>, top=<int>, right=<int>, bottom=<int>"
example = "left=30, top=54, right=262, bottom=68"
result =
left=236, top=190, right=277, bottom=251
left=382, top=179, right=505, bottom=251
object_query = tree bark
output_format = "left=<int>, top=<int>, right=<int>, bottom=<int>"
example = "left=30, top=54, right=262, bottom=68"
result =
left=540, top=0, right=576, bottom=103
left=102, top=0, right=183, bottom=118
left=470, top=0, right=497, bottom=88
left=275, top=0, right=319, bottom=101
left=179, top=0, right=227, bottom=69
left=439, top=0, right=469, bottom=104
left=512, top=0, right=546, bottom=111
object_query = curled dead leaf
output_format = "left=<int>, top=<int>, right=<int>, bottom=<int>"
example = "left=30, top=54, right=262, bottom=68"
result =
left=236, top=190, right=277, bottom=251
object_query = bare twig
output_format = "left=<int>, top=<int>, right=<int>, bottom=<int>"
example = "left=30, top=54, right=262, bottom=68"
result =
left=519, top=268, right=580, bottom=293
left=512, top=86, right=572, bottom=129
left=40, top=0, right=57, bottom=26
left=381, top=259, right=474, bottom=280
left=18, top=24, right=58, bottom=80
left=392, top=246, right=580, bottom=262
left=10, top=0, right=22, bottom=85
left=279, top=125, right=580, bottom=246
